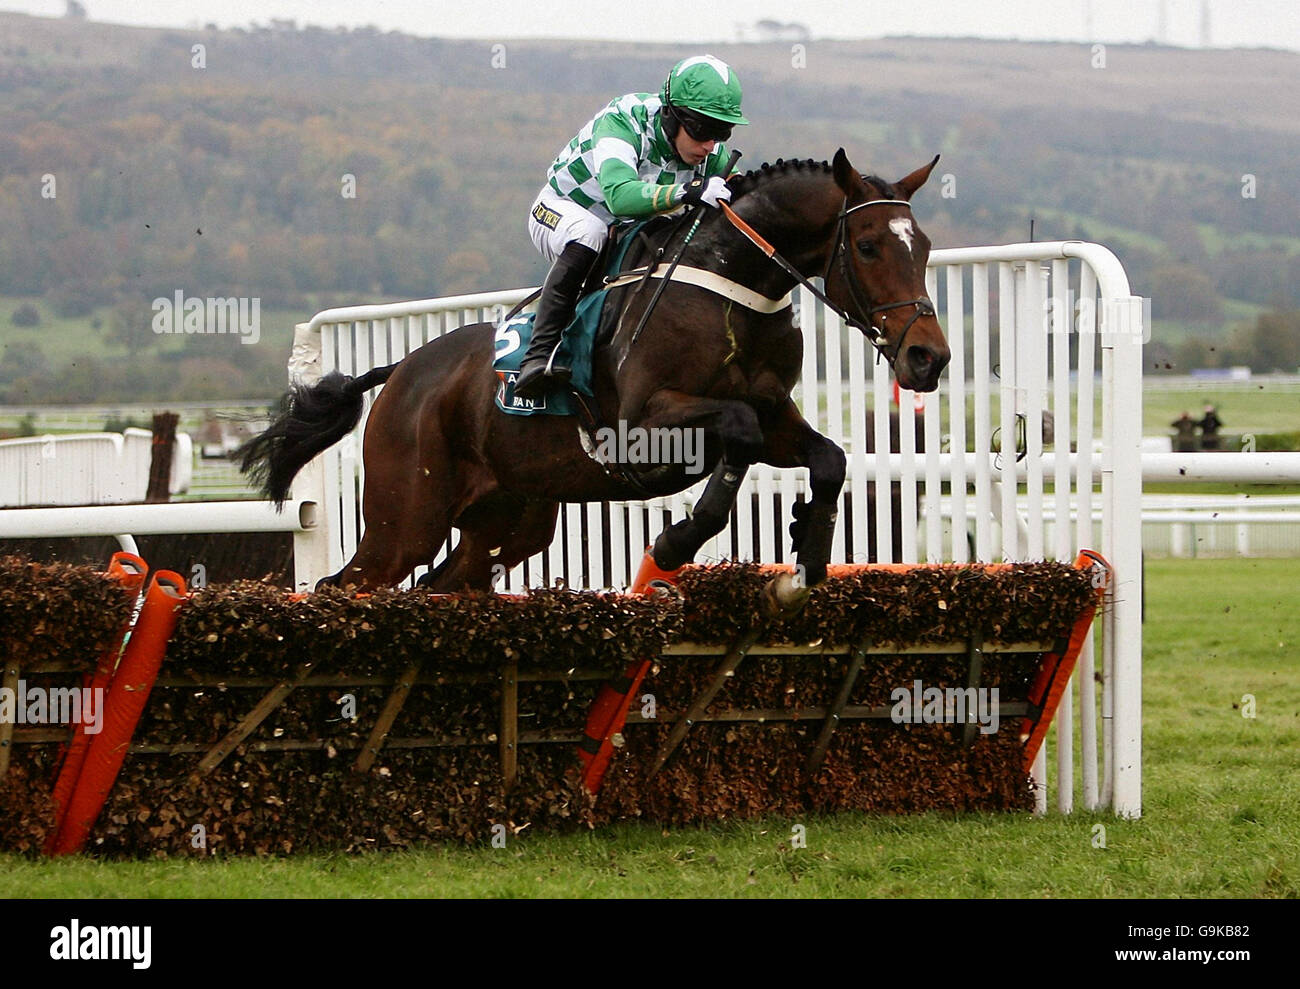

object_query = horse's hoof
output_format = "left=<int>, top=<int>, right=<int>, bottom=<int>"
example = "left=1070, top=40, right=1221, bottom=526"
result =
left=646, top=578, right=682, bottom=600
left=762, top=571, right=810, bottom=619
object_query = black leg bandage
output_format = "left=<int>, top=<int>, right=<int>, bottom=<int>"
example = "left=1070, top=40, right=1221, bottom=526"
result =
left=793, top=500, right=838, bottom=587
left=652, top=460, right=747, bottom=571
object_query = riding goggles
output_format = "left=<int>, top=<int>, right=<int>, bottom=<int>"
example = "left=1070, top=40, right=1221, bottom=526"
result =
left=674, top=107, right=733, bottom=143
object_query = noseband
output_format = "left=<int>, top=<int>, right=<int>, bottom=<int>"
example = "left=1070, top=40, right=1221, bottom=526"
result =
left=823, top=198, right=936, bottom=368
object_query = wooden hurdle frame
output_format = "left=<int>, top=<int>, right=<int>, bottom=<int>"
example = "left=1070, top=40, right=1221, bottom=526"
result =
left=10, top=557, right=1106, bottom=846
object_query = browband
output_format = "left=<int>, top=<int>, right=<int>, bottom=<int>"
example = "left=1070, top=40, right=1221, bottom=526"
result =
left=845, top=199, right=912, bottom=214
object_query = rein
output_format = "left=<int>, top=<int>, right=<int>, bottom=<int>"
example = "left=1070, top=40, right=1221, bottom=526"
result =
left=719, top=197, right=935, bottom=369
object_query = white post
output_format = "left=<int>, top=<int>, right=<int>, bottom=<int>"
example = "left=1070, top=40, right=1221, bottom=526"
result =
left=1171, top=523, right=1187, bottom=558
left=1107, top=295, right=1144, bottom=819
left=945, top=265, right=968, bottom=563
left=1032, top=744, right=1048, bottom=816
left=1051, top=259, right=1073, bottom=814
left=999, top=263, right=1020, bottom=561
left=971, top=264, right=993, bottom=561
left=1075, top=265, right=1099, bottom=811
left=288, top=321, right=332, bottom=592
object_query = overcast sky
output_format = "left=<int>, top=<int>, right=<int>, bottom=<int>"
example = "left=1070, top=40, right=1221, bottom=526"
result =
left=4, top=0, right=1300, bottom=50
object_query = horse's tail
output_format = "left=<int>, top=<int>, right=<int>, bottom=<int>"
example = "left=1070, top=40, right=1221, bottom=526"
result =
left=236, top=363, right=399, bottom=507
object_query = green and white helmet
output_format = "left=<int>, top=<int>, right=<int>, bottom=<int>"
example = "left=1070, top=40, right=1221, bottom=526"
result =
left=662, top=54, right=749, bottom=125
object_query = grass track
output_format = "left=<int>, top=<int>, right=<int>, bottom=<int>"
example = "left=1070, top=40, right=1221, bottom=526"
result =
left=2, top=559, right=1297, bottom=898
left=1140, top=384, right=1300, bottom=439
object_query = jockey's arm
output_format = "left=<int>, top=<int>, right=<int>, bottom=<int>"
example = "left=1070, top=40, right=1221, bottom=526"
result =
left=597, top=152, right=681, bottom=216
left=592, top=120, right=731, bottom=219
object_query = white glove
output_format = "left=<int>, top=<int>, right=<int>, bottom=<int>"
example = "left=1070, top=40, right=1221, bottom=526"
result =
left=681, top=175, right=732, bottom=209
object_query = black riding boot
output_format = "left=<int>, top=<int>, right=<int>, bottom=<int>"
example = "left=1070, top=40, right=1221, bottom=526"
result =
left=513, top=242, right=599, bottom=401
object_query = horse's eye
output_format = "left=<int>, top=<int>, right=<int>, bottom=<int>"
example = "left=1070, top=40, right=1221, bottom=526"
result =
left=856, top=240, right=876, bottom=259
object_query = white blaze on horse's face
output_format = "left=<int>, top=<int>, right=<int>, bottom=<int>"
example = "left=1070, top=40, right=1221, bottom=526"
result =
left=889, top=217, right=915, bottom=255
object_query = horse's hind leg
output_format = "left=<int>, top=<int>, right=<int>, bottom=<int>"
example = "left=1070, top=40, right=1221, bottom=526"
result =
left=423, top=498, right=560, bottom=593
left=330, top=515, right=451, bottom=590
left=323, top=431, right=459, bottom=592
left=322, top=496, right=453, bottom=590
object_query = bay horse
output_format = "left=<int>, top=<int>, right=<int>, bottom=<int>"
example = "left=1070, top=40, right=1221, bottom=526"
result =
left=239, top=149, right=950, bottom=605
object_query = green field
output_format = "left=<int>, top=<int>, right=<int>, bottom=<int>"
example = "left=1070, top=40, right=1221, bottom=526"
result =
left=1194, top=223, right=1300, bottom=258
left=1140, top=383, right=1300, bottom=439
left=1147, top=300, right=1269, bottom=346
left=2, top=558, right=1297, bottom=898
left=0, top=295, right=302, bottom=369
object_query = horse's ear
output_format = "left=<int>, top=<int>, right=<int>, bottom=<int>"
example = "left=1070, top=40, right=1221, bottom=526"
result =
left=897, top=154, right=941, bottom=200
left=832, top=148, right=857, bottom=193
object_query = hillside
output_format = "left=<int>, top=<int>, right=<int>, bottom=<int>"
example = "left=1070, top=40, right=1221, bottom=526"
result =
left=0, top=12, right=1297, bottom=402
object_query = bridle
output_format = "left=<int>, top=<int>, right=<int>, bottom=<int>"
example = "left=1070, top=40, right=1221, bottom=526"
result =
left=823, top=198, right=936, bottom=367
left=719, top=194, right=935, bottom=369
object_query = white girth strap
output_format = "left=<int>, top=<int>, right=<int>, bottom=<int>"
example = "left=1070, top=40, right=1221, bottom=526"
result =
left=605, top=264, right=792, bottom=314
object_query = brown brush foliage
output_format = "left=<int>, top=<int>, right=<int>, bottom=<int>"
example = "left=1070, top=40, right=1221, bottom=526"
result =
left=1, top=559, right=1097, bottom=856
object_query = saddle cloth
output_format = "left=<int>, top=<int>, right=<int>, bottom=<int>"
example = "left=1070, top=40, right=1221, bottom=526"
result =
left=492, top=291, right=602, bottom=416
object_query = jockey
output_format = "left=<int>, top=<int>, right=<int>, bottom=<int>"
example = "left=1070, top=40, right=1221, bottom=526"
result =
left=513, top=54, right=748, bottom=400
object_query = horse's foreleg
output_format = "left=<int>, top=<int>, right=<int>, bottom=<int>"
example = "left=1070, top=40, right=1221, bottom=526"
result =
left=634, top=391, right=766, bottom=571
left=761, top=399, right=847, bottom=588
left=632, top=390, right=767, bottom=465
left=651, top=458, right=749, bottom=570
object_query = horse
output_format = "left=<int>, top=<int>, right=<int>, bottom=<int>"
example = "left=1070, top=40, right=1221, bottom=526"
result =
left=238, top=149, right=951, bottom=608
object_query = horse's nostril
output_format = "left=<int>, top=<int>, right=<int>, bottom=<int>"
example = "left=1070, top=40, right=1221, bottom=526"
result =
left=913, top=345, right=951, bottom=373
left=905, top=345, right=951, bottom=389
left=908, top=346, right=933, bottom=373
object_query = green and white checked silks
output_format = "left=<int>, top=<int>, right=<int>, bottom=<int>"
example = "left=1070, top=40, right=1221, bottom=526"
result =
left=545, top=93, right=732, bottom=225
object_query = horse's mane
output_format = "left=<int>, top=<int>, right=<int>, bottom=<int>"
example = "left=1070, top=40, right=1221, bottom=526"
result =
left=729, top=158, right=829, bottom=200
left=729, top=157, right=896, bottom=201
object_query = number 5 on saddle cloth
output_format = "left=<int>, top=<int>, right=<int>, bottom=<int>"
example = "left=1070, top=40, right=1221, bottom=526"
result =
left=493, top=296, right=601, bottom=416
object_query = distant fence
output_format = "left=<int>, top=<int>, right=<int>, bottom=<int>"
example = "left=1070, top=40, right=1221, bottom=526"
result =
left=0, top=430, right=192, bottom=506
left=1124, top=494, right=1300, bottom=558
left=909, top=493, right=1300, bottom=560
left=0, top=401, right=269, bottom=435
left=1143, top=374, right=1300, bottom=392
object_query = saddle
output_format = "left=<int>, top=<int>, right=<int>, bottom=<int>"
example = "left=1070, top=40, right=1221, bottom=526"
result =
left=492, top=210, right=793, bottom=417
left=587, top=215, right=679, bottom=301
